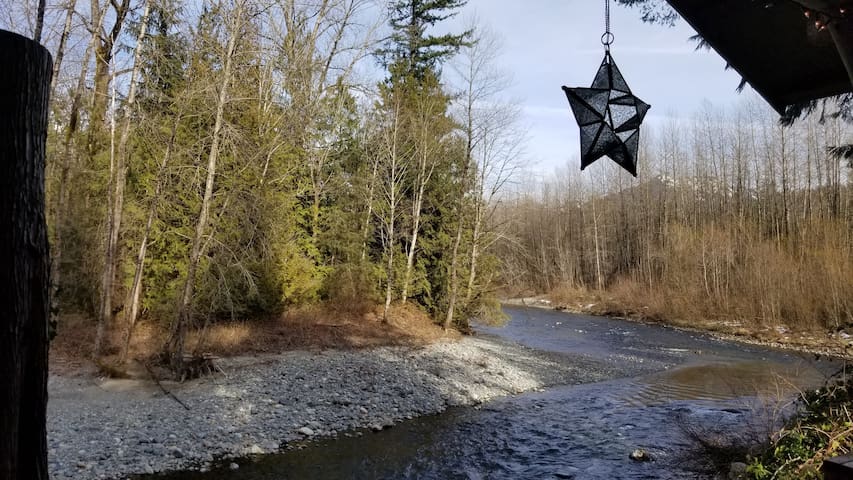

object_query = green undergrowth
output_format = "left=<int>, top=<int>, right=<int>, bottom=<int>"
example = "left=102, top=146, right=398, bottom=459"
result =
left=747, top=368, right=853, bottom=479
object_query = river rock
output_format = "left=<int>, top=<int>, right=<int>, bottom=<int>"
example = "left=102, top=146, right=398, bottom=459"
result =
left=629, top=449, right=651, bottom=462
left=297, top=426, right=315, bottom=436
left=243, top=444, right=264, bottom=455
left=728, top=462, right=748, bottom=479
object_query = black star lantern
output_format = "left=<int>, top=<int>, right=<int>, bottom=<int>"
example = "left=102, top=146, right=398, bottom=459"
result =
left=562, top=51, right=650, bottom=177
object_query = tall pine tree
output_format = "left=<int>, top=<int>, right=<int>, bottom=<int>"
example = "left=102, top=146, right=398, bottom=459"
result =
left=374, top=0, right=471, bottom=320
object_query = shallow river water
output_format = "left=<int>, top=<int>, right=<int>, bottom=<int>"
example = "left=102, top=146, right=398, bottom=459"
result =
left=154, top=306, right=833, bottom=479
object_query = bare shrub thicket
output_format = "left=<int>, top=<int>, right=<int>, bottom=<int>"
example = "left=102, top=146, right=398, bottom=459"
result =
left=499, top=98, right=852, bottom=334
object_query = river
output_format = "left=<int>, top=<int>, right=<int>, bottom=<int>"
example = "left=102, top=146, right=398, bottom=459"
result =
left=150, top=306, right=833, bottom=479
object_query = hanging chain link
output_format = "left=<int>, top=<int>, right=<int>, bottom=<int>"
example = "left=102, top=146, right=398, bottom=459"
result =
left=601, top=0, right=614, bottom=49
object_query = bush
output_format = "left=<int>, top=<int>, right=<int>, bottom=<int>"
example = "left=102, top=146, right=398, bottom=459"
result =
left=748, top=370, right=853, bottom=479
left=320, top=262, right=381, bottom=313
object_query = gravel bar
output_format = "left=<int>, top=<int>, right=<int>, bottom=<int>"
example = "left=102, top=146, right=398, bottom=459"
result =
left=47, top=335, right=621, bottom=479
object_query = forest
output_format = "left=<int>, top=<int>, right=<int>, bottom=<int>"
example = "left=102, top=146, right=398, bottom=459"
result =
left=2, top=0, right=529, bottom=373
left=2, top=0, right=851, bottom=374
left=499, top=97, right=853, bottom=337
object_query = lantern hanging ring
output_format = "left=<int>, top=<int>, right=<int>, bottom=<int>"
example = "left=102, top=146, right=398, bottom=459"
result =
left=601, top=0, right=614, bottom=49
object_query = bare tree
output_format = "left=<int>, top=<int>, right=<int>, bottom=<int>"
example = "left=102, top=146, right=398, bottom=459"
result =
left=169, top=0, right=245, bottom=371
left=49, top=0, right=77, bottom=98
left=95, top=0, right=152, bottom=357
left=271, top=0, right=382, bottom=241
left=400, top=88, right=445, bottom=302
left=464, top=102, right=525, bottom=304
left=52, top=0, right=107, bottom=343
left=373, top=98, right=411, bottom=320
left=445, top=21, right=514, bottom=327
left=33, top=0, right=45, bottom=42
left=120, top=114, right=182, bottom=362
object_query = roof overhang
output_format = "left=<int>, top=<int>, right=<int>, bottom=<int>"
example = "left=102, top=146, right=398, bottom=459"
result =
left=665, top=0, right=853, bottom=114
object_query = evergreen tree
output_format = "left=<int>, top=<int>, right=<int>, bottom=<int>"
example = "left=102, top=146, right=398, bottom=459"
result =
left=380, top=0, right=472, bottom=80
left=373, top=0, right=471, bottom=320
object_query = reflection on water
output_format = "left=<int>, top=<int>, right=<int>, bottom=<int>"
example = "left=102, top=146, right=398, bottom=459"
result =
left=623, top=361, right=825, bottom=407
left=148, top=307, right=833, bottom=480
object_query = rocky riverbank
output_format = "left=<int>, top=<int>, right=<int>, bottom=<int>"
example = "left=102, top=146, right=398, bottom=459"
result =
left=48, top=335, right=618, bottom=479
left=503, top=297, right=853, bottom=359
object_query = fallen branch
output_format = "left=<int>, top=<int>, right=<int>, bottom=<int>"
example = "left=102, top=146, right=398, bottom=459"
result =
left=144, top=362, right=190, bottom=410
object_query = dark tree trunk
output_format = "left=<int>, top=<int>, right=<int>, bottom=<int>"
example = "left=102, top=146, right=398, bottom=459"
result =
left=0, top=30, right=53, bottom=480
left=34, top=0, right=46, bottom=43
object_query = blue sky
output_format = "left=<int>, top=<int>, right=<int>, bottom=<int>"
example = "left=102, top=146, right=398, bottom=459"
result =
left=443, top=0, right=755, bottom=173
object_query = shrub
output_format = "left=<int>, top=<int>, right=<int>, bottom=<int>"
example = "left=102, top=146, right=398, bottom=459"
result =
left=748, top=370, right=853, bottom=479
left=320, top=262, right=381, bottom=313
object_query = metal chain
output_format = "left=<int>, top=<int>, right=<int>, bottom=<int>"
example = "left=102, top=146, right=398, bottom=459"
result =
left=601, top=0, right=614, bottom=48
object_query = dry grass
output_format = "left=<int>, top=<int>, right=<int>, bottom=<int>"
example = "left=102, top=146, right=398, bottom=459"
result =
left=50, top=302, right=457, bottom=376
left=539, top=220, right=853, bottom=352
left=50, top=314, right=99, bottom=375
left=187, top=302, right=456, bottom=356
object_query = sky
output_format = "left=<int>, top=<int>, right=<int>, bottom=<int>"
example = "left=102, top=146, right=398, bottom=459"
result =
left=442, top=0, right=757, bottom=174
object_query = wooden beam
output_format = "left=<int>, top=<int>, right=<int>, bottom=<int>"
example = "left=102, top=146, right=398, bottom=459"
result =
left=823, top=455, right=853, bottom=480
left=0, top=30, right=53, bottom=480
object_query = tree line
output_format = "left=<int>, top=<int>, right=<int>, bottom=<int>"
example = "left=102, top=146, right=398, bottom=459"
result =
left=498, top=97, right=852, bottom=332
left=2, top=0, right=524, bottom=370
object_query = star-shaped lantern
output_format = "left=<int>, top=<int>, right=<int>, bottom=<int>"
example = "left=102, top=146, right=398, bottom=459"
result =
left=562, top=51, right=650, bottom=177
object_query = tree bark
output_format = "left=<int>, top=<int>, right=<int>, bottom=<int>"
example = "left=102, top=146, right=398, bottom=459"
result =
left=87, top=0, right=130, bottom=162
left=445, top=89, right=474, bottom=329
left=0, top=29, right=52, bottom=480
left=34, top=0, right=46, bottom=43
left=400, top=111, right=439, bottom=303
left=361, top=156, right=379, bottom=261
left=464, top=206, right=481, bottom=303
left=443, top=221, right=463, bottom=329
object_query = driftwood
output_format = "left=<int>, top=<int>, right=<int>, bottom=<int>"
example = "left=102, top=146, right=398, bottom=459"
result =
left=178, top=353, right=223, bottom=382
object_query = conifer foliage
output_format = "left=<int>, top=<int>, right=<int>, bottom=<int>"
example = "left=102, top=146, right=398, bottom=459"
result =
left=2, top=0, right=517, bottom=371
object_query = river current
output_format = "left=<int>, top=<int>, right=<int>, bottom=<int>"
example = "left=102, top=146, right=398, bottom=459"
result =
left=156, top=306, right=832, bottom=479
